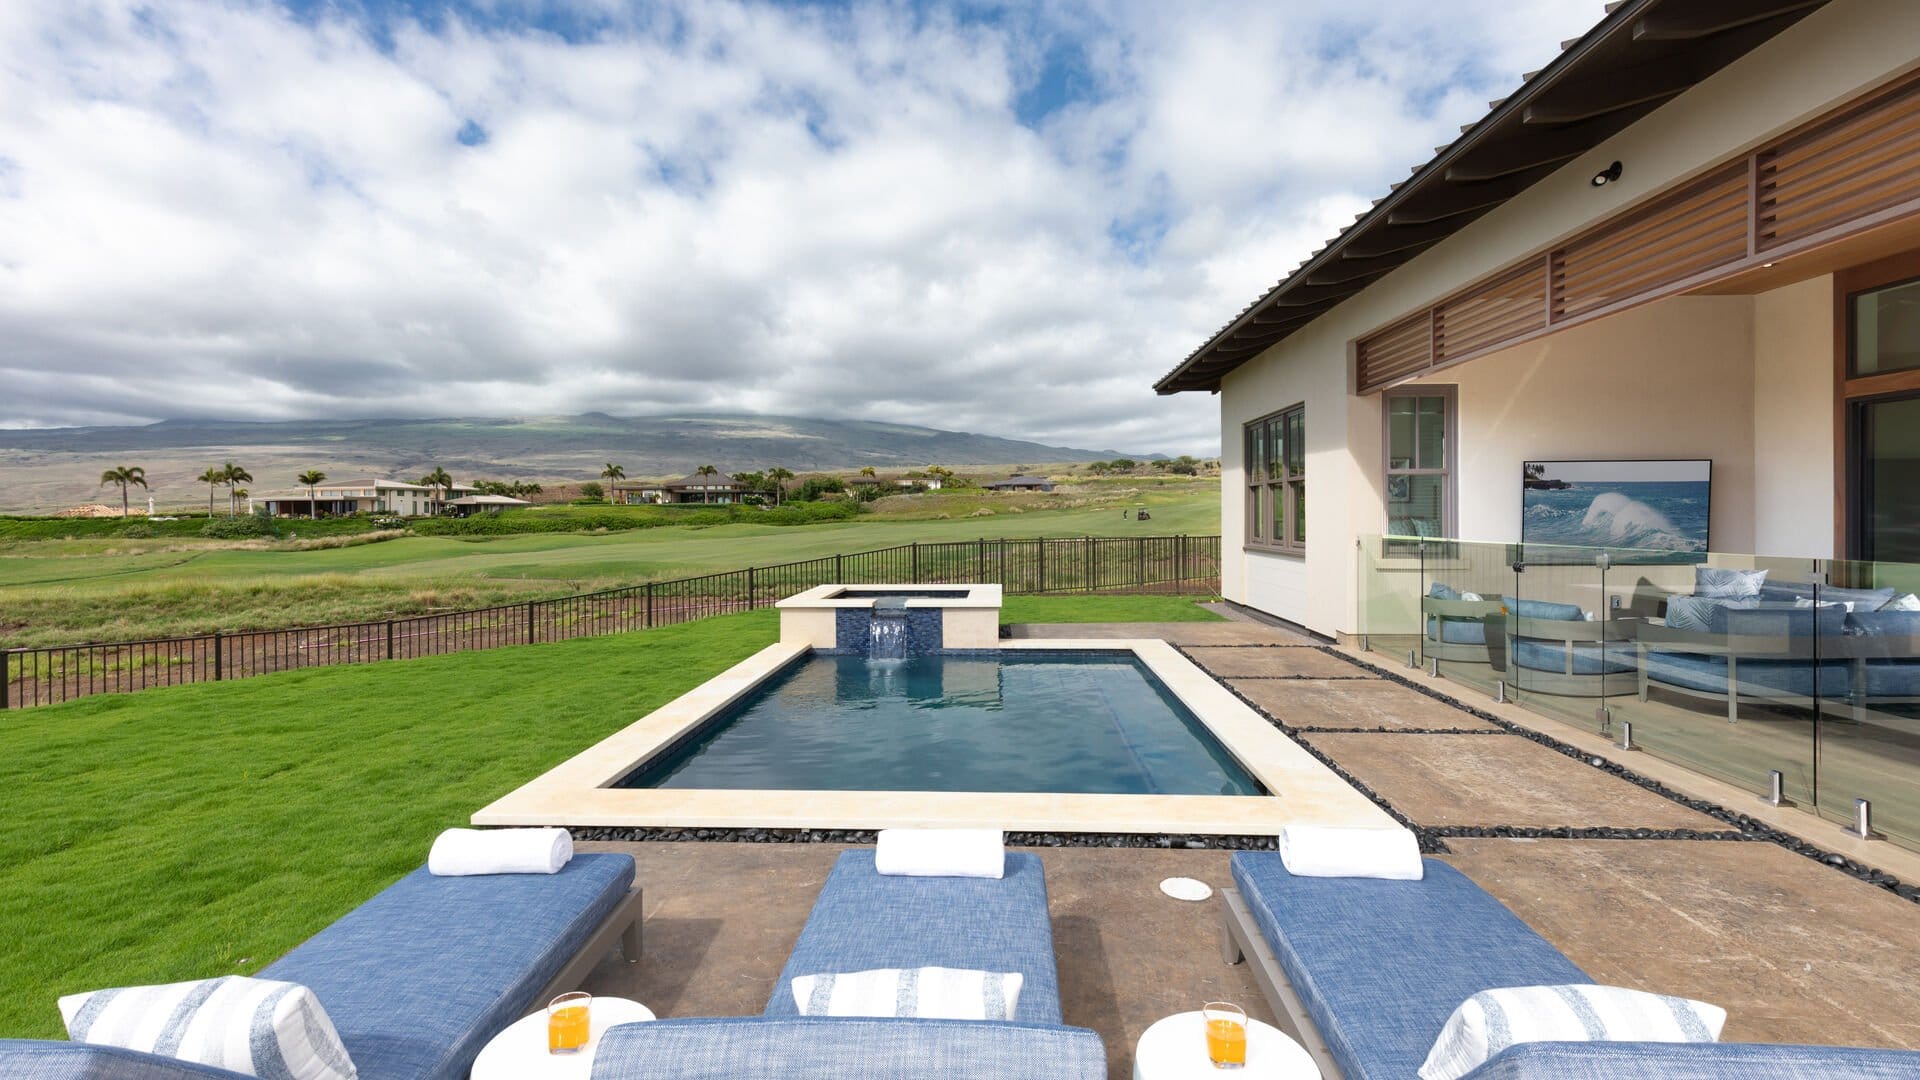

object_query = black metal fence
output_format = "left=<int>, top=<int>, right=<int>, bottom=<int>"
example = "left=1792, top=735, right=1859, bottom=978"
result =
left=2, top=534, right=1220, bottom=710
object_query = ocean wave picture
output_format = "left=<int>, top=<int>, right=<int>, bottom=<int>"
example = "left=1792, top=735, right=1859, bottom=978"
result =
left=1522, top=460, right=1711, bottom=562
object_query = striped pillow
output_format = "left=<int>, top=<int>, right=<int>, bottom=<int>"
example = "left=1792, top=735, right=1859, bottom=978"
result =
left=791, top=966, right=1023, bottom=1021
left=58, top=976, right=357, bottom=1080
left=1418, top=984, right=1725, bottom=1080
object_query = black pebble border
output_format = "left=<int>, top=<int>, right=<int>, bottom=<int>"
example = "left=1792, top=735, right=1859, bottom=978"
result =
left=569, top=826, right=1283, bottom=851
left=1232, top=642, right=1918, bottom=905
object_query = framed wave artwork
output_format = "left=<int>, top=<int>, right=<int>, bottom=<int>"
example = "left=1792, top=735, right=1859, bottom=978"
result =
left=1521, top=459, right=1712, bottom=562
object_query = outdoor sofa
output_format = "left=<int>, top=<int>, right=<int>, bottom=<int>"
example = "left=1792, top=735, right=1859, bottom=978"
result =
left=587, top=847, right=1106, bottom=1079
left=1219, top=850, right=1920, bottom=1079
left=0, top=852, right=643, bottom=1080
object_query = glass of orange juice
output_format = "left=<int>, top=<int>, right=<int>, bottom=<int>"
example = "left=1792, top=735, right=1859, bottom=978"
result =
left=1203, top=1001, right=1247, bottom=1069
left=547, top=992, right=591, bottom=1055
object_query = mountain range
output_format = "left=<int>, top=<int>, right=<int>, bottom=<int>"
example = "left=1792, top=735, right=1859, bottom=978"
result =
left=0, top=413, right=1153, bottom=513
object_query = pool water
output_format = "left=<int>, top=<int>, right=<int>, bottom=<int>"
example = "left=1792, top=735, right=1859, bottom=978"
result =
left=616, top=652, right=1264, bottom=795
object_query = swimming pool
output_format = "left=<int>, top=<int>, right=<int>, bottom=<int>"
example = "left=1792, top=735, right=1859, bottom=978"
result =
left=615, top=652, right=1264, bottom=796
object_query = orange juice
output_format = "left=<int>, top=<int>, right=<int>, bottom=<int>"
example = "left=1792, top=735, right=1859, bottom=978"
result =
left=1205, top=1016, right=1247, bottom=1067
left=547, top=1004, right=590, bottom=1054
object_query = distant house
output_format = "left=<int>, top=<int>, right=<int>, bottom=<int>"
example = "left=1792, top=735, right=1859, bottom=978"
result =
left=983, top=475, right=1055, bottom=492
left=444, top=494, right=530, bottom=517
left=613, top=473, right=747, bottom=505
left=264, top=479, right=477, bottom=517
left=847, top=473, right=933, bottom=492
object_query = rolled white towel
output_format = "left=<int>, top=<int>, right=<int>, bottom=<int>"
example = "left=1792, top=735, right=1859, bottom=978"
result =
left=428, top=827, right=573, bottom=876
left=1278, top=825, right=1423, bottom=880
left=874, top=828, right=1005, bottom=879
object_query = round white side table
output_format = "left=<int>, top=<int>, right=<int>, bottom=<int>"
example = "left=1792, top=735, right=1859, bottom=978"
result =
left=470, top=996, right=655, bottom=1080
left=1133, top=1011, right=1320, bottom=1079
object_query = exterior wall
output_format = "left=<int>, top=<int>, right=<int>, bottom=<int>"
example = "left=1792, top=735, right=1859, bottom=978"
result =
left=1215, top=0, right=1916, bottom=636
left=1421, top=296, right=1758, bottom=553
left=1753, top=276, right=1838, bottom=559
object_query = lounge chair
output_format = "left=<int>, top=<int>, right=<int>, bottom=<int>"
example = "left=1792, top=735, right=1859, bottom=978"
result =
left=1219, top=851, right=1920, bottom=1078
left=0, top=852, right=642, bottom=1080
left=589, top=848, right=1106, bottom=1079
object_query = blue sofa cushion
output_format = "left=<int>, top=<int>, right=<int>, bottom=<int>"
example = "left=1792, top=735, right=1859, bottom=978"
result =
left=1229, top=853, right=1590, bottom=1080
left=587, top=1017, right=1106, bottom=1080
left=1694, top=567, right=1767, bottom=599
left=1511, top=640, right=1636, bottom=676
left=1461, top=1039, right=1920, bottom=1079
left=768, top=851, right=1061, bottom=1025
left=1864, top=661, right=1920, bottom=699
left=1510, top=598, right=1584, bottom=622
left=1849, top=610, right=1920, bottom=637
left=1429, top=582, right=1460, bottom=600
left=1644, top=652, right=1852, bottom=698
left=1759, top=580, right=1897, bottom=611
left=0, top=1041, right=250, bottom=1079
left=261, top=853, right=634, bottom=1080
left=1428, top=616, right=1487, bottom=645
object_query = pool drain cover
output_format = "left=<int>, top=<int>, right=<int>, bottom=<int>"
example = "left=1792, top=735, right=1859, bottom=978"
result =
left=1159, top=877, right=1212, bottom=902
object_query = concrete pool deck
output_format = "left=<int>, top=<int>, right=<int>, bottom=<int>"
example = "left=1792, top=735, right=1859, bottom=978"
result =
left=572, top=613, right=1920, bottom=1074
left=472, top=637, right=1395, bottom=835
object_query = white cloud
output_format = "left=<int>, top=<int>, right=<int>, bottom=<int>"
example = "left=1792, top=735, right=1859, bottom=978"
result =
left=0, top=0, right=1602, bottom=453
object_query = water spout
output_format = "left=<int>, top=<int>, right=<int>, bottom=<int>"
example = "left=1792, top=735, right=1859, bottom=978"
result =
left=868, top=598, right=910, bottom=660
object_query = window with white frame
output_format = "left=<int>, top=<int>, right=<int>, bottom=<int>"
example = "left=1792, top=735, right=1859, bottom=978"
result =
left=1384, top=387, right=1454, bottom=540
left=1245, top=404, right=1305, bottom=553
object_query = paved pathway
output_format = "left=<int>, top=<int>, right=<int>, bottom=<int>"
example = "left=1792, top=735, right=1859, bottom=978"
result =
left=1114, top=620, right=1920, bottom=1050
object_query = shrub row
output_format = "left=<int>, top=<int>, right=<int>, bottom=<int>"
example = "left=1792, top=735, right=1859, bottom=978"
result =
left=408, top=500, right=861, bottom=535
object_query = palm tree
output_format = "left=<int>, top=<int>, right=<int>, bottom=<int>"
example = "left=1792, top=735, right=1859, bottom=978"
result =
left=600, top=463, right=625, bottom=504
left=220, top=462, right=252, bottom=516
left=694, top=464, right=719, bottom=504
left=767, top=466, right=793, bottom=507
left=197, top=467, right=223, bottom=517
left=297, top=470, right=327, bottom=519
left=99, top=466, right=148, bottom=518
left=418, top=467, right=453, bottom=512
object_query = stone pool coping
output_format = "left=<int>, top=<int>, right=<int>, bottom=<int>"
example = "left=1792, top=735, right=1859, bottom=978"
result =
left=472, top=639, right=1395, bottom=835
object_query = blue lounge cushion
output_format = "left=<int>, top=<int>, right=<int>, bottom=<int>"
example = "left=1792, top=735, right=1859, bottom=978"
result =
left=1430, top=582, right=1460, bottom=600
left=1509, top=598, right=1584, bottom=622
left=768, top=850, right=1062, bottom=1025
left=1460, top=1039, right=1920, bottom=1079
left=587, top=1017, right=1106, bottom=1080
left=1511, top=640, right=1636, bottom=676
left=0, top=1041, right=251, bottom=1079
left=1229, top=852, right=1590, bottom=1080
left=1643, top=652, right=1852, bottom=698
left=261, top=853, right=634, bottom=1080
left=1427, top=616, right=1487, bottom=645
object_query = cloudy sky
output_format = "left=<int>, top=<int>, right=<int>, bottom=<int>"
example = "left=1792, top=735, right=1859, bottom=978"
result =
left=0, top=0, right=1601, bottom=455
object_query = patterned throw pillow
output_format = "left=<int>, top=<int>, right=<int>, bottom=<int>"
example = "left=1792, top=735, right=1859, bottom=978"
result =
left=791, top=967, right=1023, bottom=1022
left=1693, top=566, right=1768, bottom=599
left=1418, top=984, right=1725, bottom=1080
left=59, top=976, right=356, bottom=1080
left=1886, top=593, right=1920, bottom=612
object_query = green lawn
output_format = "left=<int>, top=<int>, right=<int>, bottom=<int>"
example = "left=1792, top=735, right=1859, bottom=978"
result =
left=0, top=482, right=1221, bottom=645
left=0, top=594, right=1218, bottom=1038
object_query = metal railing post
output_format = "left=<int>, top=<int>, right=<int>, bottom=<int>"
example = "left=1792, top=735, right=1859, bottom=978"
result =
left=386, top=620, right=394, bottom=660
left=646, top=583, right=655, bottom=628
left=526, top=602, right=535, bottom=644
left=213, top=631, right=223, bottom=681
left=835, top=554, right=844, bottom=582
left=1, top=648, right=10, bottom=710
left=911, top=543, right=920, bottom=583
left=1037, top=539, right=1047, bottom=593
left=748, top=566, right=757, bottom=607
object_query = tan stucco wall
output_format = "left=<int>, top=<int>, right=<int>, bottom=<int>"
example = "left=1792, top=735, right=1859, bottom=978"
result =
left=1753, top=275, right=1838, bottom=559
left=1216, top=0, right=1917, bottom=636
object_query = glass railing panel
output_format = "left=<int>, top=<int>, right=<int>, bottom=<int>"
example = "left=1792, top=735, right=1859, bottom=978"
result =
left=1809, top=559, right=1920, bottom=847
left=1356, top=534, right=1423, bottom=669
left=1418, top=537, right=1514, bottom=699
left=1598, top=550, right=1818, bottom=807
left=1503, top=542, right=1616, bottom=729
